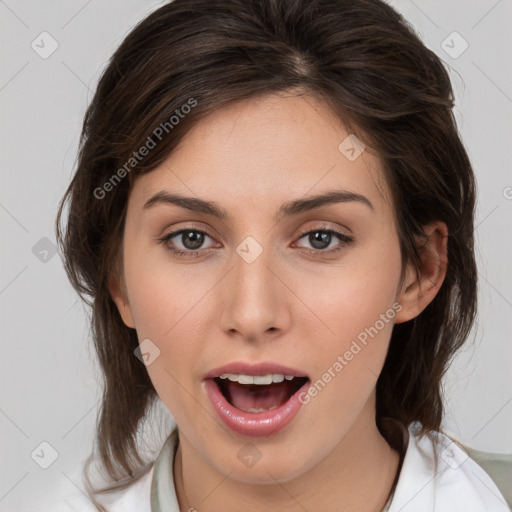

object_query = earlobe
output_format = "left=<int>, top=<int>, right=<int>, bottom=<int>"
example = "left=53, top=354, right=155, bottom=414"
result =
left=109, top=273, right=136, bottom=329
left=395, top=221, right=448, bottom=324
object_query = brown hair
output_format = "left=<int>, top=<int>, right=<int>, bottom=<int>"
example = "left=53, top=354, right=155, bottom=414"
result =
left=55, top=0, right=477, bottom=508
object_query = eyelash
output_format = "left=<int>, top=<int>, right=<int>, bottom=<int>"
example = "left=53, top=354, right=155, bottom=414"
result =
left=157, top=225, right=354, bottom=259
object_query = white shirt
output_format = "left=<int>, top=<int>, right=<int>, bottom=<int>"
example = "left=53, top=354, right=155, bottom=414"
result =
left=48, top=423, right=510, bottom=512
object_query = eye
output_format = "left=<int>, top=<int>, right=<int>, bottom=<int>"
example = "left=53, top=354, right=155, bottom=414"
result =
left=158, top=228, right=216, bottom=258
left=294, top=226, right=354, bottom=254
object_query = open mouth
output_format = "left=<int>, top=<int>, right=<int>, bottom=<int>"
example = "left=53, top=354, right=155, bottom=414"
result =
left=213, top=374, right=309, bottom=413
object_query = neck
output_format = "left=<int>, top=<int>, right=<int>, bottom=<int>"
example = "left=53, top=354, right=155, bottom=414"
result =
left=174, top=401, right=400, bottom=512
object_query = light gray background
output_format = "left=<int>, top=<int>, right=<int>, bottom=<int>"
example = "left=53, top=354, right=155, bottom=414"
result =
left=1, top=1, right=511, bottom=510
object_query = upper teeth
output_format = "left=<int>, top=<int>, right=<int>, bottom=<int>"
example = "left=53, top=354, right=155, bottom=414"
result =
left=218, top=373, right=295, bottom=385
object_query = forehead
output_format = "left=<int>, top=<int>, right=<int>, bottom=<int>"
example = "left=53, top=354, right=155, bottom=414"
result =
left=130, top=92, right=392, bottom=219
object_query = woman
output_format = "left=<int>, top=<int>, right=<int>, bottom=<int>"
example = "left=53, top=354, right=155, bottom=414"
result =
left=53, top=0, right=511, bottom=510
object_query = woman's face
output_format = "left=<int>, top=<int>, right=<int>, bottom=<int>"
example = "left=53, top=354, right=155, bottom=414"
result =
left=113, top=92, right=407, bottom=483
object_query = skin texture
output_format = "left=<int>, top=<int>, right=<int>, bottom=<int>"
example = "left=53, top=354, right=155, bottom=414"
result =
left=110, top=92, right=448, bottom=511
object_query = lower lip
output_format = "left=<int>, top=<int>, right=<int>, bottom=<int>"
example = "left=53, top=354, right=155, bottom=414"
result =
left=204, top=378, right=310, bottom=437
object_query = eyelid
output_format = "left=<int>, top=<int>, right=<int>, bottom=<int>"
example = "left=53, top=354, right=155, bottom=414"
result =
left=295, top=222, right=351, bottom=239
left=157, top=222, right=216, bottom=240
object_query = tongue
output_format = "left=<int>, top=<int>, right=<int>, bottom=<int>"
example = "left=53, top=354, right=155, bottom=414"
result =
left=226, top=381, right=293, bottom=413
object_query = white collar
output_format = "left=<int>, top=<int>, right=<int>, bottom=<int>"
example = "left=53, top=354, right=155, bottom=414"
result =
left=388, top=422, right=509, bottom=511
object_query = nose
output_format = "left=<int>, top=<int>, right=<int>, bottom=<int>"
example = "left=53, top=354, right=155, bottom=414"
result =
left=217, top=240, right=291, bottom=343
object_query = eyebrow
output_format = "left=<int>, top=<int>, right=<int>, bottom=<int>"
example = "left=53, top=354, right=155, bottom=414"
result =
left=143, top=189, right=374, bottom=222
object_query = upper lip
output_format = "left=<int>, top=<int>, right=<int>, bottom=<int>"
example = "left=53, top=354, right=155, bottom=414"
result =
left=204, top=361, right=310, bottom=380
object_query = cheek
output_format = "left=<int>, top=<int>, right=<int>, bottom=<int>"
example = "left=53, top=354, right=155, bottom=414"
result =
left=302, top=241, right=402, bottom=346
left=122, top=243, right=218, bottom=416
left=125, top=267, right=209, bottom=373
left=123, top=237, right=210, bottom=338
left=125, top=276, right=206, bottom=429
left=297, top=237, right=402, bottom=404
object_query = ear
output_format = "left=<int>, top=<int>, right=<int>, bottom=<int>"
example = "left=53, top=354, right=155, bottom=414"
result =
left=395, top=221, right=448, bottom=324
left=109, top=272, right=136, bottom=329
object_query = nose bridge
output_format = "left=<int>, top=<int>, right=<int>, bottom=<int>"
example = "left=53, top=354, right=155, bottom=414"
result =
left=219, top=235, right=286, bottom=338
